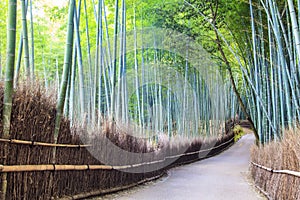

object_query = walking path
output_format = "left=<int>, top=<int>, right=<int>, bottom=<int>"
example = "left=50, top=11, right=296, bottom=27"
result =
left=94, top=134, right=265, bottom=200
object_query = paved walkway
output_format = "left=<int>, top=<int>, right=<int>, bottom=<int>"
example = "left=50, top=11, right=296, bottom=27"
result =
left=94, top=134, right=264, bottom=200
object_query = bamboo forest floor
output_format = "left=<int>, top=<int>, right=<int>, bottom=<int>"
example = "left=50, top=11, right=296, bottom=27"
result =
left=91, top=134, right=265, bottom=200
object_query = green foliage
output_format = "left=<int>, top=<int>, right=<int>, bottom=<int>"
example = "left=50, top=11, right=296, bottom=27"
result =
left=0, top=1, right=8, bottom=76
left=0, top=0, right=251, bottom=87
left=132, top=0, right=250, bottom=92
left=233, top=125, right=245, bottom=142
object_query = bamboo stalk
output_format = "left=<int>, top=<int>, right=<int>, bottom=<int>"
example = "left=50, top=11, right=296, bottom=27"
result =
left=251, top=162, right=300, bottom=178
left=287, top=0, right=300, bottom=60
left=83, top=0, right=93, bottom=123
left=21, top=0, right=30, bottom=78
left=55, top=0, right=75, bottom=138
left=110, top=0, right=119, bottom=119
left=0, top=138, right=91, bottom=147
left=52, top=1, right=76, bottom=195
left=0, top=164, right=113, bottom=172
left=1, top=0, right=17, bottom=199
left=29, top=0, right=34, bottom=79
left=73, top=0, right=86, bottom=119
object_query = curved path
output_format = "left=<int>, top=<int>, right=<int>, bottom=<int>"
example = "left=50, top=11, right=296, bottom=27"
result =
left=94, top=134, right=264, bottom=200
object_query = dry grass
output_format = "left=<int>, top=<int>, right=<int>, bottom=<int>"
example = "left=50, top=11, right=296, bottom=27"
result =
left=250, top=128, right=300, bottom=200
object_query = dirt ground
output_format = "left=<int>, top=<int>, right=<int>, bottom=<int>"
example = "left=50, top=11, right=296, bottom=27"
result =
left=91, top=134, right=266, bottom=200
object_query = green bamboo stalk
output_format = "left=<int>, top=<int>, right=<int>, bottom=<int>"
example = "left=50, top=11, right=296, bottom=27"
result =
left=111, top=0, right=119, bottom=119
left=69, top=44, right=77, bottom=126
left=140, top=39, right=145, bottom=128
left=14, top=33, right=23, bottom=86
left=14, top=0, right=28, bottom=85
left=133, top=6, right=142, bottom=126
left=116, top=8, right=123, bottom=121
left=103, top=0, right=112, bottom=83
left=29, top=0, right=34, bottom=79
left=94, top=0, right=102, bottom=126
left=250, top=0, right=262, bottom=142
left=55, top=58, right=60, bottom=95
left=97, top=41, right=103, bottom=126
left=21, top=0, right=30, bottom=78
left=73, top=0, right=86, bottom=120
left=120, top=0, right=128, bottom=123
left=54, top=0, right=75, bottom=138
left=1, top=1, right=17, bottom=199
left=64, top=67, right=71, bottom=117
left=83, top=0, right=94, bottom=122
left=102, top=52, right=111, bottom=117
left=268, top=26, right=277, bottom=139
left=287, top=0, right=300, bottom=59
left=298, top=0, right=300, bottom=28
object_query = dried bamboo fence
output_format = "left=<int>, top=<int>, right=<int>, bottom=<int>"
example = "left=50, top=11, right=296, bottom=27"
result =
left=0, top=132, right=234, bottom=199
left=250, top=131, right=300, bottom=200
left=251, top=162, right=300, bottom=200
left=0, top=85, right=235, bottom=199
left=251, top=162, right=300, bottom=178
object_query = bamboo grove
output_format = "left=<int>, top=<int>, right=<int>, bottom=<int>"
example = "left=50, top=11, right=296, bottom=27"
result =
left=54, top=0, right=227, bottom=141
left=245, top=0, right=300, bottom=143
left=1, top=0, right=299, bottom=162
left=185, top=0, right=300, bottom=143
left=222, top=0, right=300, bottom=143
left=1, top=0, right=231, bottom=151
left=173, top=0, right=300, bottom=143
left=227, top=0, right=300, bottom=143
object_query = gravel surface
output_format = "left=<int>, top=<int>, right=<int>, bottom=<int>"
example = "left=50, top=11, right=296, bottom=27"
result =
left=92, top=134, right=265, bottom=200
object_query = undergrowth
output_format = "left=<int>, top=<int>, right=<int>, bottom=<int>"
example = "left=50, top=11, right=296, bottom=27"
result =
left=250, top=128, right=300, bottom=200
left=233, top=125, right=245, bottom=142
